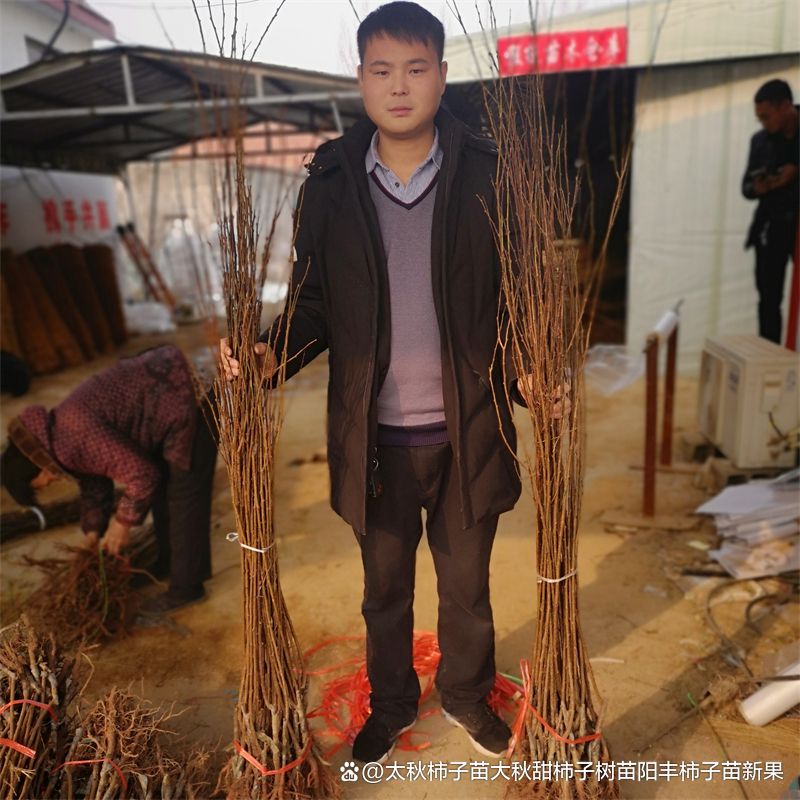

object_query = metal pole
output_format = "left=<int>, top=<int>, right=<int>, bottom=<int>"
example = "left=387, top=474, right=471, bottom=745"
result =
left=147, top=159, right=160, bottom=257
left=122, top=163, right=138, bottom=229
left=0, top=90, right=363, bottom=121
left=661, top=325, right=678, bottom=466
left=120, top=53, right=136, bottom=106
left=330, top=98, right=344, bottom=135
left=644, top=336, right=659, bottom=516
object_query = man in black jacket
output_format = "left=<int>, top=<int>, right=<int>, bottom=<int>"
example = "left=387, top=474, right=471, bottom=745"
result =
left=742, top=79, right=799, bottom=343
left=223, top=1, right=566, bottom=764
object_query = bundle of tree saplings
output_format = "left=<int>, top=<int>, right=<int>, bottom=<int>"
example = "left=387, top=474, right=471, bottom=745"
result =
left=52, top=688, right=213, bottom=800
left=210, top=146, right=336, bottom=800
left=488, top=74, right=624, bottom=799
left=0, top=617, right=82, bottom=799
left=20, top=524, right=158, bottom=649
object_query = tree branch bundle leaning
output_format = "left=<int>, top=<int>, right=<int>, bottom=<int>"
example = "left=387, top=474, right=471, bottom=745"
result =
left=489, top=75, right=619, bottom=800
left=210, top=146, right=335, bottom=800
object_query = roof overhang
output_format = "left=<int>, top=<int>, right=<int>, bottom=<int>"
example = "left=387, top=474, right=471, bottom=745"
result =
left=0, top=46, right=364, bottom=174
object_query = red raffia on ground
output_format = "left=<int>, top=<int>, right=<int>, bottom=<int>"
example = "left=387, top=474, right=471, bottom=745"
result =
left=305, top=631, right=525, bottom=756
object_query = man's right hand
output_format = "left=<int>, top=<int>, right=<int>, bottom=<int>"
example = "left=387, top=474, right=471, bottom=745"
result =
left=220, top=338, right=270, bottom=381
left=84, top=531, right=100, bottom=549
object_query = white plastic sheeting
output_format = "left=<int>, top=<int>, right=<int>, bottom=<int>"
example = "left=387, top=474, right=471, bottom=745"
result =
left=627, top=55, right=799, bottom=373
left=155, top=218, right=222, bottom=312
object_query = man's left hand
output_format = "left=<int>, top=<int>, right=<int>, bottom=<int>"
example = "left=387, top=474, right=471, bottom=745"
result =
left=551, top=382, right=572, bottom=420
left=103, top=519, right=131, bottom=555
left=521, top=377, right=572, bottom=419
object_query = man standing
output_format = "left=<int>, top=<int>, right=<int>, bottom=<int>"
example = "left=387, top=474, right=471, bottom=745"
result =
left=1, top=345, right=217, bottom=615
left=742, top=79, right=799, bottom=344
left=223, top=1, right=565, bottom=764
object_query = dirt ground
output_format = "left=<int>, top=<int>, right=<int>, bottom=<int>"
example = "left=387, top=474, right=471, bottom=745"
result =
left=1, top=326, right=798, bottom=800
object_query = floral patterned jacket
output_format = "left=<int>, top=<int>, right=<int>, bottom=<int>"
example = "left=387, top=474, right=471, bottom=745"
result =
left=20, top=345, right=198, bottom=534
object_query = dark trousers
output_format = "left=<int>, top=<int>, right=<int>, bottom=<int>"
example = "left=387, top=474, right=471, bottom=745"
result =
left=151, top=402, right=218, bottom=591
left=755, top=217, right=797, bottom=344
left=359, top=442, right=498, bottom=727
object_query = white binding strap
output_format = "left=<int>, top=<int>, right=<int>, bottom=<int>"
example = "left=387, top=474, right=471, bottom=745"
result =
left=226, top=532, right=275, bottom=554
left=536, top=568, right=577, bottom=585
left=28, top=506, right=46, bottom=531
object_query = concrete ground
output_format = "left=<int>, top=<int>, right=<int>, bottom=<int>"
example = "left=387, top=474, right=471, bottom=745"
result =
left=1, top=325, right=798, bottom=799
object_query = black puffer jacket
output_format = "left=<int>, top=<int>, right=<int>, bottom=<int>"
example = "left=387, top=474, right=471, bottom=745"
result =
left=263, top=108, right=521, bottom=535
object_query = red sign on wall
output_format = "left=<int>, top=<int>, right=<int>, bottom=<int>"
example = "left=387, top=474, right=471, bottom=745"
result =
left=498, top=27, right=627, bottom=76
left=34, top=198, right=112, bottom=238
left=1, top=170, right=117, bottom=253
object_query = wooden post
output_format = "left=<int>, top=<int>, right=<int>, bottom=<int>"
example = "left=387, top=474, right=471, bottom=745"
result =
left=660, top=325, right=678, bottom=466
left=644, top=336, right=658, bottom=516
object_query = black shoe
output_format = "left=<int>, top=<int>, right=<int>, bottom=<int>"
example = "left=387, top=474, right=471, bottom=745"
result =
left=442, top=703, right=511, bottom=758
left=352, top=714, right=416, bottom=764
left=138, top=587, right=206, bottom=616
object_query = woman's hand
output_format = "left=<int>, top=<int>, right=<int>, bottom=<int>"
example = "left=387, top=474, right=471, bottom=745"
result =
left=103, top=519, right=130, bottom=555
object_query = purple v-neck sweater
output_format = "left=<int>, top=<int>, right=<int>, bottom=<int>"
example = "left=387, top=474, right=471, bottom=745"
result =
left=368, top=174, right=449, bottom=446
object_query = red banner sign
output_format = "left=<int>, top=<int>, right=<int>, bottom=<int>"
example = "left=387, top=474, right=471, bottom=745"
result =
left=498, top=27, right=627, bottom=76
left=40, top=198, right=111, bottom=235
left=0, top=168, right=118, bottom=252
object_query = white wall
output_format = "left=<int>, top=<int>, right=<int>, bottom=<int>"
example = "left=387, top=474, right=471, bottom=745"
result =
left=0, top=1, right=95, bottom=73
left=0, top=2, right=124, bottom=294
left=627, top=54, right=799, bottom=374
left=0, top=166, right=118, bottom=252
left=0, top=166, right=129, bottom=296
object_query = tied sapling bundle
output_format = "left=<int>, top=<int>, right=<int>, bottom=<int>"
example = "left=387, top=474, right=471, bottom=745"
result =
left=52, top=688, right=213, bottom=800
left=211, top=146, right=335, bottom=800
left=489, top=75, right=620, bottom=799
left=0, top=618, right=82, bottom=799
left=0, top=622, right=213, bottom=799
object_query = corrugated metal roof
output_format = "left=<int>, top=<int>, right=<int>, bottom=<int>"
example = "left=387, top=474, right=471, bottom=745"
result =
left=444, top=0, right=799, bottom=82
left=0, top=46, right=364, bottom=174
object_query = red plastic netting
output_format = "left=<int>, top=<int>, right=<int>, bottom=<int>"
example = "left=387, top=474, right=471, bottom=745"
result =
left=304, top=631, right=523, bottom=756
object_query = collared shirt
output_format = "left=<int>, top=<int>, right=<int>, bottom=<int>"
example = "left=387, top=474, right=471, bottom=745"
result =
left=365, top=127, right=443, bottom=204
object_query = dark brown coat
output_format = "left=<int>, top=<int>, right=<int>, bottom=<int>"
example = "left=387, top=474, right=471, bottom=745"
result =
left=263, top=109, right=521, bottom=535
